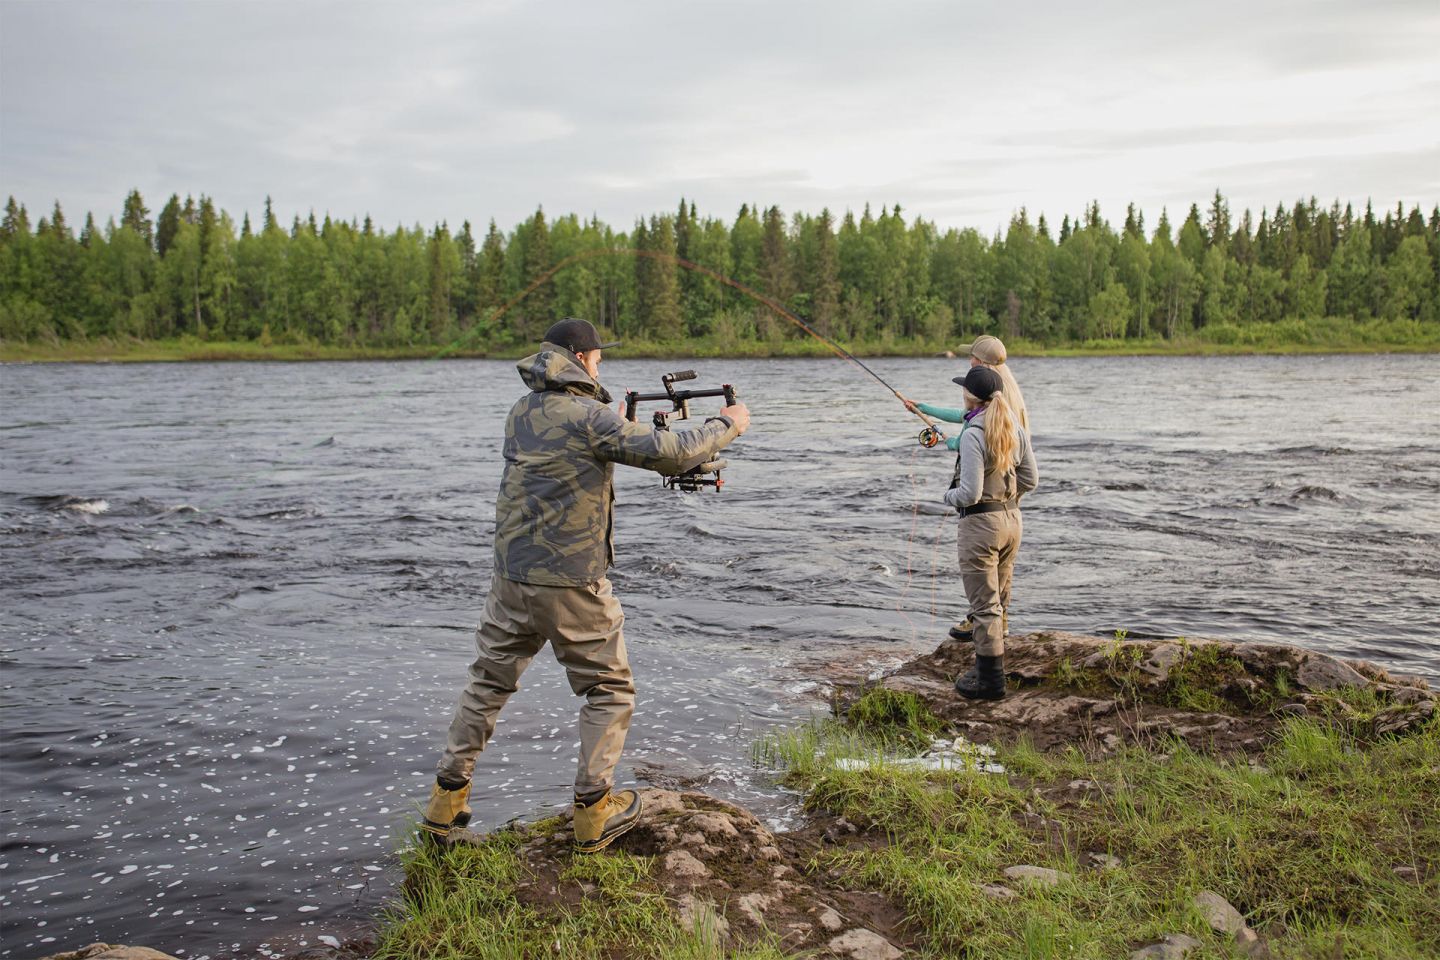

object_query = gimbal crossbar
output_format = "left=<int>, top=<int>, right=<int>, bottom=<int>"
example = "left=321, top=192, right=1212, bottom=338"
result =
left=624, top=370, right=737, bottom=492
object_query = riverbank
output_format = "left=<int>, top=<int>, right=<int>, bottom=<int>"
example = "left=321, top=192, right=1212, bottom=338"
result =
left=364, top=633, right=1437, bottom=960
left=4, top=322, right=1438, bottom=364
left=40, top=634, right=1439, bottom=959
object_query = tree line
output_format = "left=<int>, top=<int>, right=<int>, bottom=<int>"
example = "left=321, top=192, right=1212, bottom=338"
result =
left=1, top=190, right=1435, bottom=348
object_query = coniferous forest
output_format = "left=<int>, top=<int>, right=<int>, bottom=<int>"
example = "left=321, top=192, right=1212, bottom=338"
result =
left=1, top=190, right=1436, bottom=356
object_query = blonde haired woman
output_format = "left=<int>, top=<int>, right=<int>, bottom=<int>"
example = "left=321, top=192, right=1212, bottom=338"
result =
left=901, top=333, right=1031, bottom=646
left=938, top=366, right=1037, bottom=699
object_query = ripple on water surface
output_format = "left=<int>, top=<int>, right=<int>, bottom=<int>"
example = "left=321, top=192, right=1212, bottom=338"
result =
left=1, top=354, right=1437, bottom=956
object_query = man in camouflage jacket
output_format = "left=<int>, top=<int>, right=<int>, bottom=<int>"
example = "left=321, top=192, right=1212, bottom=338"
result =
left=421, top=318, right=750, bottom=852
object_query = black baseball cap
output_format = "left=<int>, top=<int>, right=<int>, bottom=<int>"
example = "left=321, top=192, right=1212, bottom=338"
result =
left=542, top=318, right=620, bottom=353
left=952, top=365, right=1003, bottom=400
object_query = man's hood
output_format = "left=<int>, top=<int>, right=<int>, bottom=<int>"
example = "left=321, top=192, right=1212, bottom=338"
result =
left=516, top=343, right=613, bottom=404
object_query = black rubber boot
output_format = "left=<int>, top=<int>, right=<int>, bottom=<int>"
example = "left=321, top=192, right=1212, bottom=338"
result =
left=955, top=654, right=1006, bottom=700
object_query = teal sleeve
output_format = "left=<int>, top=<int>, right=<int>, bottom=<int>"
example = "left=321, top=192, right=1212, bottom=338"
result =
left=945, top=435, right=960, bottom=451
left=916, top=401, right=967, bottom=423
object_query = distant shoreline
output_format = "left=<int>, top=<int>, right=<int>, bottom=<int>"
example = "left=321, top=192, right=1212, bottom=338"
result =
left=5, top=336, right=1439, bottom=364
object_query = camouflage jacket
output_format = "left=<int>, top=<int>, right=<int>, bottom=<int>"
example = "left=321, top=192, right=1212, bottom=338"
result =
left=493, top=344, right=741, bottom=586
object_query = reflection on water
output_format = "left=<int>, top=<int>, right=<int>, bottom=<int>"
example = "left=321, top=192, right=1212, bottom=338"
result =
left=1, top=354, right=1437, bottom=956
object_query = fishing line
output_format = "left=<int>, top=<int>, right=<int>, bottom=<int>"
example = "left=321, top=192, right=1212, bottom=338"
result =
left=453, top=246, right=960, bottom=636
left=895, top=441, right=925, bottom=643
left=451, top=247, right=941, bottom=434
left=182, top=246, right=938, bottom=520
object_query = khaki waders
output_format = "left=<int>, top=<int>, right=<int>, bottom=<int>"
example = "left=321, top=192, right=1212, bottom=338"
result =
left=437, top=575, right=635, bottom=798
left=958, top=507, right=1022, bottom=657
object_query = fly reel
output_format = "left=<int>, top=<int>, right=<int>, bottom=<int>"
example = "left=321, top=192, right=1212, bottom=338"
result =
left=918, top=426, right=946, bottom=448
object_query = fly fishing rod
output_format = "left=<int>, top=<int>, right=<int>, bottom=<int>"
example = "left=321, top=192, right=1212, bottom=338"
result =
left=461, top=248, right=946, bottom=447
left=789, top=329, right=947, bottom=449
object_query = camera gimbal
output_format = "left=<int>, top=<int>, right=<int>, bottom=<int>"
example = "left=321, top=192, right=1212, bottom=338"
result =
left=623, top=370, right=737, bottom=492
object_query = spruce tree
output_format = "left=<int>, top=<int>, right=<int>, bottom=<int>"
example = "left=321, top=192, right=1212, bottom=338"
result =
left=520, top=207, right=553, bottom=338
left=156, top=195, right=182, bottom=257
left=760, top=205, right=794, bottom=305
left=811, top=209, right=841, bottom=335
left=121, top=190, right=153, bottom=246
left=641, top=214, right=681, bottom=339
left=477, top=219, right=506, bottom=324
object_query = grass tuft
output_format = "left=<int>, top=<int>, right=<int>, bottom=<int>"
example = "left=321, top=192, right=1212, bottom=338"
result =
left=843, top=687, right=945, bottom=746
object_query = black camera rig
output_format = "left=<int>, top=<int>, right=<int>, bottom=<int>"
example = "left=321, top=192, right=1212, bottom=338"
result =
left=624, top=370, right=736, bottom=492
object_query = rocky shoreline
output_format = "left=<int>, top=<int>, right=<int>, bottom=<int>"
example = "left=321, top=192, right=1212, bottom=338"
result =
left=871, top=631, right=1436, bottom=756
left=41, top=634, right=1438, bottom=960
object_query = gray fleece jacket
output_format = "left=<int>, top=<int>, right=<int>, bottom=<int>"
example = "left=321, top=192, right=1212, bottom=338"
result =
left=941, top=408, right=1038, bottom=510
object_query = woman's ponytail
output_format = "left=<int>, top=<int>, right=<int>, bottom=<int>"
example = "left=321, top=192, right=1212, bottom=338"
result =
left=984, top=390, right=1018, bottom=475
left=994, top=362, right=1029, bottom=432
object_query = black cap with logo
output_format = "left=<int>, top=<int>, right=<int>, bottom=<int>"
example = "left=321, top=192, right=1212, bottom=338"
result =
left=542, top=318, right=621, bottom=354
left=952, top=365, right=1003, bottom=401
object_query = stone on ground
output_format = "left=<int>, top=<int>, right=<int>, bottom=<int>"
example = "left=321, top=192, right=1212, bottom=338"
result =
left=1003, top=864, right=1070, bottom=887
left=827, top=928, right=904, bottom=960
left=41, top=948, right=179, bottom=960
left=1130, top=933, right=1203, bottom=959
left=1192, top=889, right=1247, bottom=935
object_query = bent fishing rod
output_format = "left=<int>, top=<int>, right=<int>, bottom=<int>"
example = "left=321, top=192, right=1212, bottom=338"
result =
left=459, top=247, right=947, bottom=447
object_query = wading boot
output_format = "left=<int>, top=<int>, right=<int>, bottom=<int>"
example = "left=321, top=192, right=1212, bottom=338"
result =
left=955, top=654, right=1006, bottom=701
left=948, top=618, right=975, bottom=643
left=419, top=779, right=472, bottom=841
left=572, top=789, right=642, bottom=854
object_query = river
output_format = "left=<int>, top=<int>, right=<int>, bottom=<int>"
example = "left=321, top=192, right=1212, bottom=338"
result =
left=2, top=354, right=1437, bottom=957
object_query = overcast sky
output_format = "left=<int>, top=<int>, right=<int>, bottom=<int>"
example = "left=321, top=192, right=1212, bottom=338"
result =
left=2, top=0, right=1437, bottom=237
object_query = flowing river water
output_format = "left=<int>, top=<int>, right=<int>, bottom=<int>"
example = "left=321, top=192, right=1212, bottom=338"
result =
left=2, top=354, right=1438, bottom=957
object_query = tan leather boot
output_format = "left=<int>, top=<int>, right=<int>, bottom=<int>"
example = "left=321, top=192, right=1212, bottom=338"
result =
left=572, top=789, right=642, bottom=853
left=419, top=781, right=472, bottom=840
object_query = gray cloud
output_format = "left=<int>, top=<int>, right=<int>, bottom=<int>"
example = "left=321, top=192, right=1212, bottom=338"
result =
left=2, top=0, right=1436, bottom=236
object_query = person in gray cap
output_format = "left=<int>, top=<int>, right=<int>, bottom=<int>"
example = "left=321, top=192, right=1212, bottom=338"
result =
left=900, top=366, right=1037, bottom=697
left=960, top=335, right=1029, bottom=432
left=421, top=318, right=751, bottom=852
left=899, top=333, right=1031, bottom=641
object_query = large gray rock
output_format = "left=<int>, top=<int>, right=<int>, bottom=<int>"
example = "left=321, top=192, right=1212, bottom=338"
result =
left=868, top=630, right=1436, bottom=757
left=1293, top=654, right=1369, bottom=692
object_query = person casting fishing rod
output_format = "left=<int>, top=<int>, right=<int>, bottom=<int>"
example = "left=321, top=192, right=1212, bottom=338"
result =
left=902, top=363, right=1038, bottom=700
left=421, top=318, right=751, bottom=852
left=899, top=335, right=1033, bottom=644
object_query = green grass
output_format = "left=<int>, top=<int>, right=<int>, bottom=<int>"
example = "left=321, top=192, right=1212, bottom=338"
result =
left=758, top=696, right=1440, bottom=959
left=1162, top=639, right=1250, bottom=713
left=843, top=687, right=946, bottom=746
left=377, top=687, right=1437, bottom=959
left=374, top=829, right=790, bottom=960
